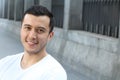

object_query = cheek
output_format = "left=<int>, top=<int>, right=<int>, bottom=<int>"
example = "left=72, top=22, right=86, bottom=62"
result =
left=21, top=30, right=27, bottom=40
left=38, top=35, right=49, bottom=42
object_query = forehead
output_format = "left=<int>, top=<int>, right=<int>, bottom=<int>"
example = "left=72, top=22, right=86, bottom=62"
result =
left=23, top=14, right=50, bottom=26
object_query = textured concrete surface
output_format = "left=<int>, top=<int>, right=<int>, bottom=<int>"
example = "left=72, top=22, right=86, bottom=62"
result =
left=0, top=28, right=23, bottom=59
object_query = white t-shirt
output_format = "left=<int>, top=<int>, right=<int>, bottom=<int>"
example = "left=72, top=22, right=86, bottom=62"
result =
left=0, top=53, right=67, bottom=80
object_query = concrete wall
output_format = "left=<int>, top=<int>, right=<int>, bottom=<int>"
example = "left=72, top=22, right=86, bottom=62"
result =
left=47, top=28, right=119, bottom=80
left=0, top=19, right=119, bottom=80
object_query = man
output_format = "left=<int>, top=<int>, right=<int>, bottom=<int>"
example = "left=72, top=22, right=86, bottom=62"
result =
left=0, top=5, right=67, bottom=80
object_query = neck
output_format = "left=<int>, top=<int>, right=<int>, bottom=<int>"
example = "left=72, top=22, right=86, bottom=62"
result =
left=21, top=51, right=47, bottom=69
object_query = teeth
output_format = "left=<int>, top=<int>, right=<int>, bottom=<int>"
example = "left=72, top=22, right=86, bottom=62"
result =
left=28, top=41, right=34, bottom=44
left=27, top=41, right=37, bottom=45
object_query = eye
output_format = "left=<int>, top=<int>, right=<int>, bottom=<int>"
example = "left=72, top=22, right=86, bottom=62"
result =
left=37, top=29, right=45, bottom=33
left=22, top=24, right=31, bottom=31
left=24, top=26, right=31, bottom=31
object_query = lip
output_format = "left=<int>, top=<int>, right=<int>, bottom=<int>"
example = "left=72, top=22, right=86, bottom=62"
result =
left=26, top=41, right=38, bottom=46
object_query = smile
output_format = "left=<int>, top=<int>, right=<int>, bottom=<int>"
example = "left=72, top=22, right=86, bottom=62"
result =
left=26, top=41, right=38, bottom=46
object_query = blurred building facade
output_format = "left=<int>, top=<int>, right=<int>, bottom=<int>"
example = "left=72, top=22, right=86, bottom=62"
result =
left=0, top=0, right=119, bottom=38
left=0, top=0, right=120, bottom=80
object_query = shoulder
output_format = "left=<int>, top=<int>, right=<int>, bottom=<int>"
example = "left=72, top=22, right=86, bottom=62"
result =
left=44, top=54, right=64, bottom=69
left=0, top=53, right=23, bottom=66
left=41, top=54, right=67, bottom=80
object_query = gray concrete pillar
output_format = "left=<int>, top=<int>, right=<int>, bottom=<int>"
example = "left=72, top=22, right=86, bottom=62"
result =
left=24, top=0, right=34, bottom=12
left=69, top=0, right=83, bottom=30
left=39, top=0, right=52, bottom=11
left=2, top=0, right=5, bottom=18
left=1, top=0, right=5, bottom=18
left=8, top=0, right=15, bottom=20
left=63, top=0, right=71, bottom=31
left=14, top=0, right=24, bottom=21
left=63, top=0, right=83, bottom=30
left=7, top=0, right=10, bottom=19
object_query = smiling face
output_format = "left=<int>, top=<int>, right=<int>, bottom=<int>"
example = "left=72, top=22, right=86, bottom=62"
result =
left=21, top=14, right=54, bottom=54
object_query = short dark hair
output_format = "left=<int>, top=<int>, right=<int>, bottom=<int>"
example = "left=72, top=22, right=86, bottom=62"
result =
left=22, top=5, right=54, bottom=33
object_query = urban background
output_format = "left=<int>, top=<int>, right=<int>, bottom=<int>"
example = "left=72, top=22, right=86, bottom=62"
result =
left=0, top=0, right=120, bottom=80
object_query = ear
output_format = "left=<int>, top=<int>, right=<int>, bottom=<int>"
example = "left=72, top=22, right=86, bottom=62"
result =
left=48, top=31, right=54, bottom=41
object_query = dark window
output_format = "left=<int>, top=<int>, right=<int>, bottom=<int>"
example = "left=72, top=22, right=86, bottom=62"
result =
left=34, top=0, right=39, bottom=5
left=52, top=0, right=64, bottom=28
left=82, top=1, right=119, bottom=38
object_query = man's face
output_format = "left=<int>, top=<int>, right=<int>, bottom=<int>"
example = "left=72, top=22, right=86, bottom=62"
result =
left=21, top=14, right=53, bottom=54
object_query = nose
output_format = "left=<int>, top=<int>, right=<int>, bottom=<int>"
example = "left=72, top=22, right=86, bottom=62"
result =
left=29, top=29, right=37, bottom=39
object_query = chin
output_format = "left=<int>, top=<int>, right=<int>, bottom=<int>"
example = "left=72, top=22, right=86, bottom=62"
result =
left=26, top=50, right=40, bottom=54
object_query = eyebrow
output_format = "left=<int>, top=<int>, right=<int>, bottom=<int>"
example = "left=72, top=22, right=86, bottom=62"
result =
left=23, top=24, right=31, bottom=27
left=23, top=24, right=48, bottom=31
